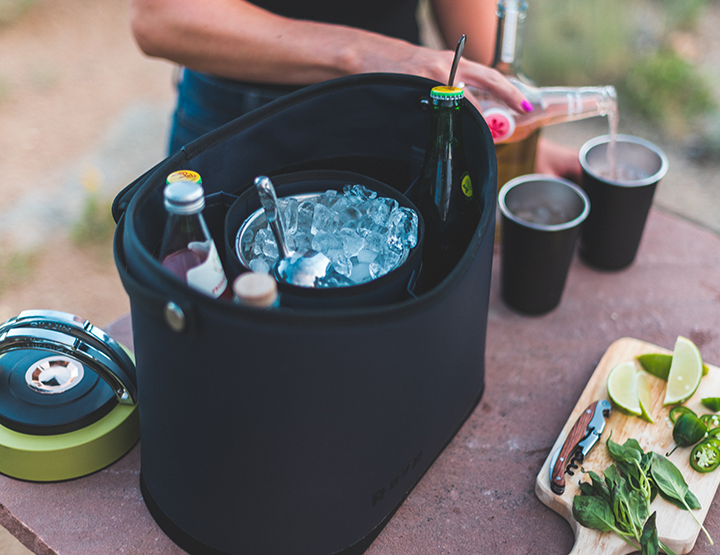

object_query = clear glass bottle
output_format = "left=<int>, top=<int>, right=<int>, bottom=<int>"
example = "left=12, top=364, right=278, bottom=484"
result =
left=475, top=82, right=618, bottom=145
left=410, top=85, right=482, bottom=293
left=478, top=0, right=618, bottom=190
left=158, top=179, right=232, bottom=300
left=233, top=272, right=279, bottom=309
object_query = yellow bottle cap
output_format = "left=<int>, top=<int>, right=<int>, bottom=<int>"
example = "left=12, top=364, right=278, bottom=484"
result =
left=430, top=86, right=464, bottom=100
left=167, top=170, right=202, bottom=185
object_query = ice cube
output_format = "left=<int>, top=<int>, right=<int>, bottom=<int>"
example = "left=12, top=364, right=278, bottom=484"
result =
left=317, top=189, right=338, bottom=207
left=368, top=197, right=399, bottom=226
left=339, top=228, right=364, bottom=258
left=336, top=205, right=363, bottom=227
left=350, top=262, right=371, bottom=284
left=298, top=200, right=315, bottom=232
left=343, top=184, right=378, bottom=203
left=311, top=204, right=340, bottom=235
left=278, top=197, right=299, bottom=235
left=294, top=231, right=312, bottom=252
left=241, top=228, right=254, bottom=255
left=262, top=236, right=278, bottom=258
left=253, top=228, right=271, bottom=256
left=312, top=231, right=342, bottom=254
left=369, top=249, right=402, bottom=279
left=249, top=257, right=270, bottom=274
left=360, top=229, right=386, bottom=253
left=327, top=249, right=352, bottom=277
left=387, top=207, right=419, bottom=251
left=356, top=248, right=378, bottom=264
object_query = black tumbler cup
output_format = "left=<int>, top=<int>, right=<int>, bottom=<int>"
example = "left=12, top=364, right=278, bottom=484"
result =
left=499, top=174, right=590, bottom=315
left=578, top=134, right=669, bottom=270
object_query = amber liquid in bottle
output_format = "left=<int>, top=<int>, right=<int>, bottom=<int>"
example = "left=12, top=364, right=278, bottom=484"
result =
left=494, top=128, right=540, bottom=192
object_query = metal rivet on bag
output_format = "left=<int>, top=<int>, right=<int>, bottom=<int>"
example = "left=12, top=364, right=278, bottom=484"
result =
left=164, top=302, right=186, bottom=332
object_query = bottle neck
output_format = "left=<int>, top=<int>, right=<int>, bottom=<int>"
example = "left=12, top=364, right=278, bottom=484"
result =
left=492, top=0, right=528, bottom=78
left=429, top=98, right=462, bottom=139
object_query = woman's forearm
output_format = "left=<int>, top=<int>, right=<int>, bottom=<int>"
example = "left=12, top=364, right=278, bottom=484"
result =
left=129, top=0, right=529, bottom=112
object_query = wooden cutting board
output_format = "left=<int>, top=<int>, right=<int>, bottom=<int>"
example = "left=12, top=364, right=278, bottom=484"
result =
left=535, top=337, right=720, bottom=555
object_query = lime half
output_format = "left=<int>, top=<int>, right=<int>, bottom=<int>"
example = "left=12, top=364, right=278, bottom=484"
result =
left=637, top=372, right=655, bottom=423
left=607, top=361, right=642, bottom=416
left=663, top=336, right=703, bottom=405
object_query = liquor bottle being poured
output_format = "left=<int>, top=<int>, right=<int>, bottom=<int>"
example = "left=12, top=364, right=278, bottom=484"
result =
left=410, top=36, right=482, bottom=294
left=469, top=0, right=618, bottom=190
left=158, top=175, right=232, bottom=300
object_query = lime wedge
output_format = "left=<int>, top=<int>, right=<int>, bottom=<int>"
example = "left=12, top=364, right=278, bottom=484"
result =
left=637, top=352, right=709, bottom=378
left=636, top=372, right=655, bottom=423
left=636, top=353, right=672, bottom=380
left=607, top=361, right=642, bottom=416
left=663, top=336, right=703, bottom=405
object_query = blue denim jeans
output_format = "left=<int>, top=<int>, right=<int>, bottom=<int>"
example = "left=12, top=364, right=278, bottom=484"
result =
left=168, top=69, right=301, bottom=154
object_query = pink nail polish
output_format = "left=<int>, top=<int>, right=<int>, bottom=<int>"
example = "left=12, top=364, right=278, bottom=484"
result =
left=522, top=100, right=534, bottom=112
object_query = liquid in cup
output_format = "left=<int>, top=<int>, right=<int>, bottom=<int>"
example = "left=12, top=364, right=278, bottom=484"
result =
left=578, top=135, right=668, bottom=270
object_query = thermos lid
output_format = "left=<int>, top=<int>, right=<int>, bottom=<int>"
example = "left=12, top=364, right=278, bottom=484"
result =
left=164, top=180, right=205, bottom=214
left=430, top=85, right=464, bottom=100
left=0, top=310, right=139, bottom=481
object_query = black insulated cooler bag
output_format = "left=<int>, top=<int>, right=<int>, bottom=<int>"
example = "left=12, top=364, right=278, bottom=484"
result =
left=112, top=73, right=497, bottom=555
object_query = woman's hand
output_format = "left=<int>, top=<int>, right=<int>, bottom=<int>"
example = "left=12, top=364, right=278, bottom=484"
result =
left=535, top=138, right=582, bottom=183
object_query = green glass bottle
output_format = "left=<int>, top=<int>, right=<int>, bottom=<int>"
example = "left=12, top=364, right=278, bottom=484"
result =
left=411, top=85, right=482, bottom=293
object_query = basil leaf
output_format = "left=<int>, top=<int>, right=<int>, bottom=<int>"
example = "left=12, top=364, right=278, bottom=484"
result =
left=607, top=436, right=644, bottom=464
left=656, top=488, right=702, bottom=511
left=651, top=453, right=714, bottom=545
left=628, top=489, right=650, bottom=534
left=587, top=470, right=611, bottom=502
left=579, top=482, right=595, bottom=497
left=651, top=453, right=689, bottom=506
left=640, top=512, right=659, bottom=555
left=685, top=490, right=701, bottom=510
left=612, top=479, right=635, bottom=537
left=604, top=464, right=622, bottom=490
left=572, top=495, right=616, bottom=533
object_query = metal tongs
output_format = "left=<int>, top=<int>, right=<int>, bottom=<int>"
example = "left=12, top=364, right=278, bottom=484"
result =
left=549, top=399, right=612, bottom=494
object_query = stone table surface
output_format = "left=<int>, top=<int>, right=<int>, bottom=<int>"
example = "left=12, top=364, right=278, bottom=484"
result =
left=1, top=208, right=719, bottom=555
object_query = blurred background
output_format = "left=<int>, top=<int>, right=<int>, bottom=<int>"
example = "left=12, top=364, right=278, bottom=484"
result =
left=0, top=0, right=718, bottom=333
left=0, top=0, right=717, bottom=318
left=0, top=0, right=718, bottom=552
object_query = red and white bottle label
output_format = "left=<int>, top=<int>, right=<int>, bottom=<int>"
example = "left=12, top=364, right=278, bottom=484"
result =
left=483, top=107, right=516, bottom=143
left=186, top=242, right=228, bottom=298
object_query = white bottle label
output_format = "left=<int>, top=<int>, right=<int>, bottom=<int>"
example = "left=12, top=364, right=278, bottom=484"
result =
left=186, top=241, right=228, bottom=298
left=483, top=107, right=516, bottom=143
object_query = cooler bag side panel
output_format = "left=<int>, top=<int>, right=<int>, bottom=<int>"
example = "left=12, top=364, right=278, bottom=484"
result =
left=125, top=224, right=493, bottom=555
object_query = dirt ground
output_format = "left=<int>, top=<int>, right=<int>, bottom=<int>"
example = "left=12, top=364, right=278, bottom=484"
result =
left=0, top=0, right=174, bottom=550
left=0, top=0, right=176, bottom=329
